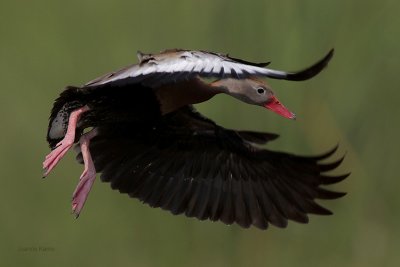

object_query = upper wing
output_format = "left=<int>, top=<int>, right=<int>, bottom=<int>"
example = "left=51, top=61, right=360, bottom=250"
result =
left=77, top=106, right=348, bottom=229
left=85, top=49, right=334, bottom=88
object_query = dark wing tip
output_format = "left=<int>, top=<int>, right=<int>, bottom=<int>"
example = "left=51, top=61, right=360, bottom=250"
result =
left=282, top=48, right=334, bottom=81
left=307, top=144, right=339, bottom=160
left=227, top=54, right=271, bottom=67
left=319, top=156, right=345, bottom=172
left=307, top=202, right=334, bottom=215
left=320, top=173, right=351, bottom=185
left=316, top=188, right=347, bottom=199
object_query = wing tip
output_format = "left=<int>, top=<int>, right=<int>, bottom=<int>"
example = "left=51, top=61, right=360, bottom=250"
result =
left=278, top=48, right=335, bottom=81
left=320, top=173, right=351, bottom=185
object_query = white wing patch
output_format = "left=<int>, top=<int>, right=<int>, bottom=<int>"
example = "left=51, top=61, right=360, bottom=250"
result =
left=89, top=50, right=276, bottom=86
left=85, top=49, right=333, bottom=87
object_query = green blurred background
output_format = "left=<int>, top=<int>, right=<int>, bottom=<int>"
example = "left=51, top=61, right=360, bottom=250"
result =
left=1, top=0, right=399, bottom=266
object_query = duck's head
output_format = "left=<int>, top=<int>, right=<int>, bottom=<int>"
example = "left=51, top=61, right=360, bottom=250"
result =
left=211, top=77, right=295, bottom=119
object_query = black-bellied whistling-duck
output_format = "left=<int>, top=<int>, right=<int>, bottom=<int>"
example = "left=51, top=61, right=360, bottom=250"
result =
left=43, top=48, right=348, bottom=229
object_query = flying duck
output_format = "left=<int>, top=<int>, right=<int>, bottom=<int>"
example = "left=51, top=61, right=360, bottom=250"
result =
left=43, top=48, right=348, bottom=229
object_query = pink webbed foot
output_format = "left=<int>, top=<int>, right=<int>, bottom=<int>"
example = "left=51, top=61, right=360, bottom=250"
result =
left=71, top=129, right=98, bottom=218
left=43, top=105, right=89, bottom=177
left=72, top=165, right=97, bottom=218
left=43, top=139, right=74, bottom=177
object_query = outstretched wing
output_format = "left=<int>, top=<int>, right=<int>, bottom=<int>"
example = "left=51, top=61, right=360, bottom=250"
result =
left=85, top=49, right=334, bottom=88
left=77, top=106, right=348, bottom=229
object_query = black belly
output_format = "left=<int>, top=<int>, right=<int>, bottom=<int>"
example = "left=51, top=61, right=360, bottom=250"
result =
left=47, top=83, right=162, bottom=148
left=80, top=84, right=162, bottom=128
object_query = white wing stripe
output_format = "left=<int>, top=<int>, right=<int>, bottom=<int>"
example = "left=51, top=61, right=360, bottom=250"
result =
left=138, top=57, right=271, bottom=77
left=88, top=50, right=295, bottom=86
left=203, top=58, right=214, bottom=73
left=222, top=62, right=231, bottom=75
left=141, top=65, right=157, bottom=75
left=193, top=59, right=206, bottom=72
left=229, top=63, right=243, bottom=75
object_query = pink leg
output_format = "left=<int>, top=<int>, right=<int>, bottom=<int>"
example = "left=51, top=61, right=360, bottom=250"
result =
left=72, top=128, right=98, bottom=218
left=43, top=106, right=89, bottom=177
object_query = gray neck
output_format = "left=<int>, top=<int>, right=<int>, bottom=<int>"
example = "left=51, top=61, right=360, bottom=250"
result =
left=155, top=77, right=221, bottom=115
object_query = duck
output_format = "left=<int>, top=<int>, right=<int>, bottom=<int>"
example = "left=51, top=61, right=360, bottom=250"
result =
left=43, top=48, right=348, bottom=229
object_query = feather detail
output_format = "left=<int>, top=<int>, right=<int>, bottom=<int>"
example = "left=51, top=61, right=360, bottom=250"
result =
left=85, top=49, right=334, bottom=88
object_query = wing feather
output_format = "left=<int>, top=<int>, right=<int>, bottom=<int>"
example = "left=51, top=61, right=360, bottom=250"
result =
left=84, top=49, right=334, bottom=88
left=76, top=106, right=348, bottom=229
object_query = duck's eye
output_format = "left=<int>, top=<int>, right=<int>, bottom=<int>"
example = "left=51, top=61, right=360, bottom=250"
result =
left=256, top=88, right=265, bottom=95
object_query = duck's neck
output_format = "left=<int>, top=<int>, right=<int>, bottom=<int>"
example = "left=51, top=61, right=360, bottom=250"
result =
left=155, top=78, right=222, bottom=115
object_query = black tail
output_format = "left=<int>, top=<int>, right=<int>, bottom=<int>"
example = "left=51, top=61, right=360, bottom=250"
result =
left=46, top=86, right=85, bottom=148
